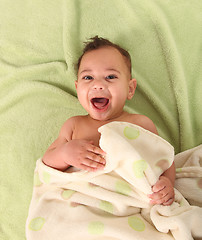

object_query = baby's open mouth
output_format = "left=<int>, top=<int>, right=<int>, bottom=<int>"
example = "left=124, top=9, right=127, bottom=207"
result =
left=91, top=98, right=109, bottom=110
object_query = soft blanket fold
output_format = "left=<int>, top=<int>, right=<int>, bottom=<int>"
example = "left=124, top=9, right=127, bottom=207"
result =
left=26, top=122, right=202, bottom=240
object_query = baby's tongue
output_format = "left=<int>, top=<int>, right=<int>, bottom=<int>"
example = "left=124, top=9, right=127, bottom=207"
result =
left=93, top=98, right=108, bottom=109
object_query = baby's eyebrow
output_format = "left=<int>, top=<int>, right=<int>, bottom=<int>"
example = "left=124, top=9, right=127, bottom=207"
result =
left=105, top=68, right=121, bottom=74
left=79, top=69, right=92, bottom=75
left=79, top=68, right=121, bottom=75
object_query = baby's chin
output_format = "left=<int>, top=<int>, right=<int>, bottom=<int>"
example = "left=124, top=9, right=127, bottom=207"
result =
left=88, top=110, right=125, bottom=122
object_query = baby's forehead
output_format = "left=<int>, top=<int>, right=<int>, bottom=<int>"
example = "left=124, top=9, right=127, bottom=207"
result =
left=81, top=48, right=131, bottom=75
left=81, top=47, right=128, bottom=65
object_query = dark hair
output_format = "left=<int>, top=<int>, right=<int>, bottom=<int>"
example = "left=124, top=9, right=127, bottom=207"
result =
left=76, top=36, right=131, bottom=75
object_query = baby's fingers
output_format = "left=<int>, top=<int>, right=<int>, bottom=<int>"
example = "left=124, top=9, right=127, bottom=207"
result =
left=80, top=155, right=106, bottom=171
left=149, top=186, right=165, bottom=201
left=150, top=193, right=170, bottom=204
left=163, top=197, right=174, bottom=206
left=86, top=151, right=106, bottom=166
left=88, top=144, right=106, bottom=157
left=149, top=188, right=174, bottom=205
left=152, top=179, right=165, bottom=193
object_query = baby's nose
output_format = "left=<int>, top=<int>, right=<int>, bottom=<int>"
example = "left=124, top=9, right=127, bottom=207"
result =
left=92, top=80, right=106, bottom=90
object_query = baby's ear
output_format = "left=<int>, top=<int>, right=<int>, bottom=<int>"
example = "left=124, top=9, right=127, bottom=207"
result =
left=127, top=79, right=137, bottom=99
left=75, top=80, right=78, bottom=89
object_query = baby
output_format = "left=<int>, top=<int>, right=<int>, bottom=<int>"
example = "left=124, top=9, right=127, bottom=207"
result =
left=42, top=36, right=175, bottom=206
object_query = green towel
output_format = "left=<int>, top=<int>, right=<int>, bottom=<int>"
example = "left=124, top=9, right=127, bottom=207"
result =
left=0, top=0, right=201, bottom=239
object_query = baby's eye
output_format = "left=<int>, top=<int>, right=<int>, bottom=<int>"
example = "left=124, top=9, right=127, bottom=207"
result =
left=83, top=75, right=93, bottom=80
left=106, top=75, right=117, bottom=80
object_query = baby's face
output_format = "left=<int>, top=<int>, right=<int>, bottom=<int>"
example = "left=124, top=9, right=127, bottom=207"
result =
left=76, top=47, right=136, bottom=121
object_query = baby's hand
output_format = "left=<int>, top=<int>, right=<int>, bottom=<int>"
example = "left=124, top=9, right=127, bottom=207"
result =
left=148, top=176, right=174, bottom=206
left=64, top=139, right=106, bottom=171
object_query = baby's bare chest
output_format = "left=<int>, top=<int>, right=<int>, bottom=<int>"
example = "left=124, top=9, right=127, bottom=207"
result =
left=72, top=124, right=102, bottom=147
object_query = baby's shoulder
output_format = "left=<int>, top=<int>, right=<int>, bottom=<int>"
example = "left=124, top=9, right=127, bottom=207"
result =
left=61, top=115, right=88, bottom=130
left=58, top=115, right=86, bottom=139
left=61, top=115, right=82, bottom=128
left=126, top=114, right=158, bottom=135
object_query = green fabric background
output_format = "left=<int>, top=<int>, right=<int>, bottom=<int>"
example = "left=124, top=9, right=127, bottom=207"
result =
left=0, top=0, right=201, bottom=239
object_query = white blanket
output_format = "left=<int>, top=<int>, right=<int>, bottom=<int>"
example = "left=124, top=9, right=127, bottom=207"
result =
left=26, top=122, right=202, bottom=240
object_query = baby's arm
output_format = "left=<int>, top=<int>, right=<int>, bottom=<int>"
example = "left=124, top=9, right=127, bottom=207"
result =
left=42, top=117, right=106, bottom=171
left=148, top=163, right=175, bottom=206
left=132, top=115, right=175, bottom=206
left=140, top=117, right=176, bottom=206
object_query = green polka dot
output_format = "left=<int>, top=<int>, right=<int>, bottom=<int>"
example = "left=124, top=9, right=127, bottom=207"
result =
left=176, top=168, right=182, bottom=173
left=128, top=216, right=145, bottom=232
left=43, top=171, right=51, bottom=184
left=29, top=217, right=45, bottom=231
left=88, top=221, right=104, bottom=235
left=124, top=127, right=140, bottom=140
left=99, top=200, right=113, bottom=214
left=61, top=190, right=75, bottom=200
left=133, top=160, right=147, bottom=178
left=34, top=172, right=42, bottom=187
left=115, top=180, right=132, bottom=196
left=180, top=199, right=184, bottom=207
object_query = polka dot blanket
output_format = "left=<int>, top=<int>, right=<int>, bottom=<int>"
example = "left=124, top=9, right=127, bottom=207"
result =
left=26, top=121, right=202, bottom=240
